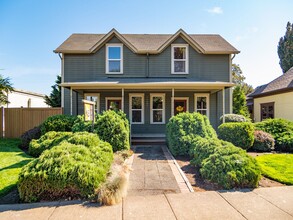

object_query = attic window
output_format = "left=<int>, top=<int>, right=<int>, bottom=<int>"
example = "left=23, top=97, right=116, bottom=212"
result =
left=106, top=44, right=123, bottom=74
left=171, top=44, right=189, bottom=74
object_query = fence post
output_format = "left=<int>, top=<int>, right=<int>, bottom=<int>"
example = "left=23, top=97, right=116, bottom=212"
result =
left=1, top=107, right=4, bottom=138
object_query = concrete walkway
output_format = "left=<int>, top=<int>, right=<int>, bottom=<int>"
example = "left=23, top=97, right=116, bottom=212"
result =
left=0, top=186, right=292, bottom=220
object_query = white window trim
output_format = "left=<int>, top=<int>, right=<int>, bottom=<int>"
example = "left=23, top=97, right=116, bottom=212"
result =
left=106, top=44, right=123, bottom=74
left=84, top=93, right=100, bottom=113
left=150, top=93, right=165, bottom=124
left=194, top=93, right=210, bottom=118
left=129, top=93, right=144, bottom=124
left=105, top=97, right=122, bottom=110
left=171, top=44, right=189, bottom=74
left=173, top=97, right=189, bottom=116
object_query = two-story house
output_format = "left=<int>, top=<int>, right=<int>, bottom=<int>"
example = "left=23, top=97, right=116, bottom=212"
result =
left=54, top=29, right=239, bottom=136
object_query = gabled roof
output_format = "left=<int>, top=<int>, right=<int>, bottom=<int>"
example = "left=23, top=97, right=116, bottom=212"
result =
left=248, top=67, right=293, bottom=97
left=54, top=28, right=239, bottom=54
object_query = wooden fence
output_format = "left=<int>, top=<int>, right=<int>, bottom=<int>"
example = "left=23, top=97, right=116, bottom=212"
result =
left=0, top=107, right=63, bottom=138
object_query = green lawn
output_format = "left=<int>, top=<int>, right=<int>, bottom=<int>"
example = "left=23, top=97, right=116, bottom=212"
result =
left=0, top=139, right=33, bottom=197
left=256, top=154, right=293, bottom=185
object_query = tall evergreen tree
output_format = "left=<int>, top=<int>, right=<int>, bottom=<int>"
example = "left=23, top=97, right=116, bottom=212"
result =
left=44, top=75, right=61, bottom=107
left=278, top=22, right=293, bottom=73
left=233, top=85, right=249, bottom=118
left=0, top=74, right=13, bottom=105
left=232, top=64, right=253, bottom=95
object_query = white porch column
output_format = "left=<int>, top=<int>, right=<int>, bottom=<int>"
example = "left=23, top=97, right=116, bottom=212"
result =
left=121, top=88, right=124, bottom=112
left=171, top=88, right=174, bottom=116
left=222, top=88, right=225, bottom=123
left=70, top=87, right=73, bottom=115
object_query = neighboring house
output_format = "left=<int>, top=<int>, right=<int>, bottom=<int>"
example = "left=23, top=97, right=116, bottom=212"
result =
left=54, top=29, right=239, bottom=135
left=248, top=67, right=293, bottom=122
left=3, top=89, right=48, bottom=108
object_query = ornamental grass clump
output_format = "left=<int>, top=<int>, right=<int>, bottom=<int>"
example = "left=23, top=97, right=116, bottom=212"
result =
left=166, top=112, right=217, bottom=156
left=18, top=141, right=113, bottom=203
left=220, top=114, right=249, bottom=123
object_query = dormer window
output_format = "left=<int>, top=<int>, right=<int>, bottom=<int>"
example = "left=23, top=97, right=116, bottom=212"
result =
left=171, top=44, right=189, bottom=74
left=106, top=44, right=123, bottom=74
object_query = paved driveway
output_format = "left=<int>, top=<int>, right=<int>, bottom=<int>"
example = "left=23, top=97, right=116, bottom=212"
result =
left=127, top=145, right=181, bottom=196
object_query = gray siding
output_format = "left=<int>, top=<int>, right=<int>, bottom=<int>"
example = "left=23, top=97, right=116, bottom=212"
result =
left=64, top=36, right=230, bottom=82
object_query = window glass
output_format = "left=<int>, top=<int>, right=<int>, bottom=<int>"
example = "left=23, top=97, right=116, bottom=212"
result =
left=151, top=95, right=165, bottom=123
left=108, top=47, right=121, bottom=59
left=153, top=97, right=163, bottom=109
left=153, top=110, right=163, bottom=123
left=86, top=95, right=99, bottom=113
left=172, top=45, right=188, bottom=73
left=109, top=61, right=121, bottom=72
left=174, top=47, right=186, bottom=59
left=174, top=61, right=186, bottom=72
left=197, top=97, right=207, bottom=109
left=195, top=95, right=209, bottom=117
left=107, top=100, right=121, bottom=111
left=107, top=45, right=122, bottom=73
left=132, top=97, right=142, bottom=109
left=130, top=95, right=143, bottom=124
left=261, top=103, right=274, bottom=120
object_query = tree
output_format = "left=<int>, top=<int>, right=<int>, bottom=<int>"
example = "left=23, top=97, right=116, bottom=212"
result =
left=232, top=64, right=253, bottom=95
left=278, top=22, right=293, bottom=73
left=0, top=74, right=13, bottom=105
left=44, top=75, right=61, bottom=107
left=233, top=85, right=249, bottom=118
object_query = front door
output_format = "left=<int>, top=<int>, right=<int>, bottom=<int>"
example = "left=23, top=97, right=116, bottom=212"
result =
left=174, top=99, right=187, bottom=115
left=107, top=99, right=122, bottom=111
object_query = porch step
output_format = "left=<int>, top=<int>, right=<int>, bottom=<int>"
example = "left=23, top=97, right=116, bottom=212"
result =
left=131, top=135, right=166, bottom=145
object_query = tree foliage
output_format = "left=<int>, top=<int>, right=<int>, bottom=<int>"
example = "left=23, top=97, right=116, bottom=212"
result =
left=232, top=64, right=253, bottom=95
left=0, top=74, right=14, bottom=105
left=278, top=22, right=293, bottom=73
left=44, top=75, right=61, bottom=107
left=233, top=85, right=249, bottom=117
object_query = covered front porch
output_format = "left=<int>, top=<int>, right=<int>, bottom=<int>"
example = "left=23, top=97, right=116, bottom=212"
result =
left=61, top=79, right=234, bottom=135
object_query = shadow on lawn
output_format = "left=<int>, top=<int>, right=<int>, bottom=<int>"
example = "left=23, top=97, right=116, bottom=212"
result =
left=0, top=159, right=32, bottom=172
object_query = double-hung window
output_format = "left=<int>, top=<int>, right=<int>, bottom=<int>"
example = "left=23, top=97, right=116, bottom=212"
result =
left=150, top=94, right=165, bottom=124
left=106, top=44, right=123, bottom=74
left=85, top=93, right=100, bottom=113
left=171, top=44, right=188, bottom=74
left=129, top=94, right=144, bottom=124
left=194, top=93, right=209, bottom=118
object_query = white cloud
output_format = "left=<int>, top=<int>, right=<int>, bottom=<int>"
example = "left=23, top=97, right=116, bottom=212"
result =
left=207, top=7, right=223, bottom=15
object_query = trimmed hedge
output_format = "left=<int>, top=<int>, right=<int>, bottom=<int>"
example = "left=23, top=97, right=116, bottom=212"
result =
left=252, top=130, right=275, bottom=152
left=19, top=126, right=42, bottom=150
left=29, top=131, right=72, bottom=157
left=218, top=122, right=254, bottom=150
left=41, top=115, right=77, bottom=134
left=166, top=112, right=217, bottom=156
left=18, top=140, right=113, bottom=202
left=95, top=110, right=130, bottom=152
left=220, top=114, right=249, bottom=123
left=72, top=115, right=93, bottom=132
left=255, top=118, right=293, bottom=152
left=200, top=146, right=261, bottom=189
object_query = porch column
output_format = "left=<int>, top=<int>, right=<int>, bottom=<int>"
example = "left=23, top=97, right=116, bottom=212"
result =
left=70, top=87, right=73, bottom=115
left=222, top=88, right=225, bottom=123
left=171, top=88, right=174, bottom=116
left=121, top=88, right=124, bottom=112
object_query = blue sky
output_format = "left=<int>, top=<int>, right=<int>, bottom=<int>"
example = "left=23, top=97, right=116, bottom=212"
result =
left=0, top=0, right=292, bottom=95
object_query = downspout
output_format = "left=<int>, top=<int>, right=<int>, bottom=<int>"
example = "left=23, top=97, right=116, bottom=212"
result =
left=146, top=53, right=149, bottom=78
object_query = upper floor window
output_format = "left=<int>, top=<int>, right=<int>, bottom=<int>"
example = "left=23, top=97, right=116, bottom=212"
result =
left=171, top=44, right=189, bottom=74
left=106, top=44, right=123, bottom=74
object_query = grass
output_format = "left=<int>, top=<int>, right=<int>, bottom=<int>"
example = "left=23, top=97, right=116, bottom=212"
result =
left=0, top=138, right=33, bottom=197
left=256, top=154, right=293, bottom=185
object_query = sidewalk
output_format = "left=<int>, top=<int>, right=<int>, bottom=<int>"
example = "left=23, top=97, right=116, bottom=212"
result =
left=1, top=186, right=292, bottom=220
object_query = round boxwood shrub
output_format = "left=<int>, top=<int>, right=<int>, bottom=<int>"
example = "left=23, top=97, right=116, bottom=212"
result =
left=19, top=126, right=42, bottom=150
left=251, top=130, right=275, bottom=152
left=166, top=112, right=217, bottom=156
left=255, top=118, right=293, bottom=152
left=200, top=146, right=261, bottom=189
left=218, top=122, right=254, bottom=150
left=29, top=131, right=72, bottom=157
left=41, top=114, right=77, bottom=134
left=220, top=114, right=249, bottom=123
left=95, top=110, right=130, bottom=152
left=18, top=141, right=113, bottom=202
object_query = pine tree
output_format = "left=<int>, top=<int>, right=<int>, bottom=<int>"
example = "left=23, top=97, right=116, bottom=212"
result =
left=278, top=22, right=293, bottom=73
left=44, top=75, right=61, bottom=107
left=233, top=85, right=249, bottom=117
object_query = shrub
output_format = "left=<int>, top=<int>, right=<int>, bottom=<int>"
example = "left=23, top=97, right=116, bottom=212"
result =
left=18, top=141, right=113, bottom=202
left=166, top=112, right=217, bottom=156
left=95, top=110, right=130, bottom=152
left=200, top=145, right=261, bottom=189
left=29, top=131, right=72, bottom=157
left=218, top=122, right=254, bottom=150
left=19, top=126, right=42, bottom=150
left=220, top=114, right=249, bottom=123
left=255, top=118, right=293, bottom=152
left=41, top=114, right=77, bottom=134
left=252, top=130, right=275, bottom=152
left=72, top=115, right=93, bottom=132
